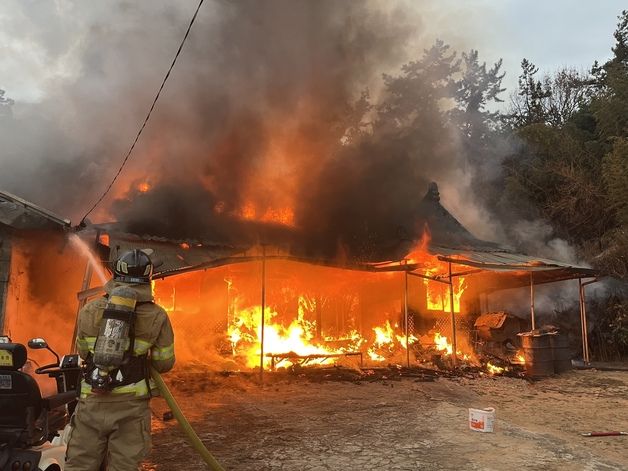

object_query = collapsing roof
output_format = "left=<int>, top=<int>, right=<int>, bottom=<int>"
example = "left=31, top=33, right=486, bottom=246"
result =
left=81, top=182, right=597, bottom=289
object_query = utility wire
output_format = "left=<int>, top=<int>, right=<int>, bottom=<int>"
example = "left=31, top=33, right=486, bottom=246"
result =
left=80, top=0, right=205, bottom=225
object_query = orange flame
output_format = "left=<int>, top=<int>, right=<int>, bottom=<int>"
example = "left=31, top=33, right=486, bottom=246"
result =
left=425, top=277, right=466, bottom=313
left=405, top=231, right=467, bottom=313
left=432, top=332, right=471, bottom=361
left=237, top=201, right=295, bottom=227
left=225, top=294, right=422, bottom=368
left=366, top=320, right=416, bottom=361
left=434, top=332, right=453, bottom=355
left=137, top=182, right=151, bottom=193
left=486, top=362, right=505, bottom=375
left=227, top=296, right=365, bottom=368
left=150, top=260, right=481, bottom=370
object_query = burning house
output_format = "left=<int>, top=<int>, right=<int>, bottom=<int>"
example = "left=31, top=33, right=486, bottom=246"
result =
left=0, top=183, right=599, bottom=376
left=69, top=183, right=598, bottom=376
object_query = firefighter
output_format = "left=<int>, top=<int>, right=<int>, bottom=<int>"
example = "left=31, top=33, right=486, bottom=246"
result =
left=66, top=249, right=175, bottom=471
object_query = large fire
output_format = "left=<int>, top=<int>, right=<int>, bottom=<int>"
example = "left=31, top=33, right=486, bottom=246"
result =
left=153, top=259, right=479, bottom=371
left=226, top=296, right=364, bottom=368
left=425, top=277, right=466, bottom=312
left=379, top=231, right=468, bottom=313
left=238, top=201, right=295, bottom=227
left=225, top=296, right=421, bottom=369
left=432, top=332, right=471, bottom=361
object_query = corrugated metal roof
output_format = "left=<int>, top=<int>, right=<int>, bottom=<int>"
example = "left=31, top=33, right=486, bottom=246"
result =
left=78, top=227, right=245, bottom=277
left=0, top=190, right=70, bottom=230
left=432, top=245, right=595, bottom=274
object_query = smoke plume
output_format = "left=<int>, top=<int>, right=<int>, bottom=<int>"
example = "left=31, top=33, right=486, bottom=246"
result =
left=0, top=1, right=511, bottom=259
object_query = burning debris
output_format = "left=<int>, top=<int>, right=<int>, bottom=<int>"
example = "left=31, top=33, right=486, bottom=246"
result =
left=148, top=256, right=527, bottom=377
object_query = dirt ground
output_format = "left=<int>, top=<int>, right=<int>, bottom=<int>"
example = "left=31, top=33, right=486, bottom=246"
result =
left=141, top=367, right=628, bottom=471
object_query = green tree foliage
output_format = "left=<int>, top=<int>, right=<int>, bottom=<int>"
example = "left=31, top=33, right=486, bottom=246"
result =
left=510, top=59, right=547, bottom=126
left=502, top=124, right=613, bottom=244
left=376, top=40, right=459, bottom=133
left=603, top=138, right=628, bottom=226
left=375, top=40, right=506, bottom=161
left=502, top=13, right=628, bottom=258
left=450, top=50, right=505, bottom=148
left=453, top=51, right=504, bottom=119
left=510, top=60, right=594, bottom=128
left=497, top=11, right=628, bottom=356
left=591, top=10, right=628, bottom=140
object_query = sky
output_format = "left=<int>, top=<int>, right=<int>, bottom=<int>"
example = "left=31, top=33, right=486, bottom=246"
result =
left=410, top=0, right=625, bottom=101
left=1, top=1, right=625, bottom=104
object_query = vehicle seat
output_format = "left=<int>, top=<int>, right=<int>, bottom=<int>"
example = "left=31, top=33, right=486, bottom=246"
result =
left=0, top=343, right=45, bottom=447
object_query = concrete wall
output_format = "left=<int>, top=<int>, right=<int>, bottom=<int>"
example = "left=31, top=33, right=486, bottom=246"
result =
left=0, top=228, right=11, bottom=332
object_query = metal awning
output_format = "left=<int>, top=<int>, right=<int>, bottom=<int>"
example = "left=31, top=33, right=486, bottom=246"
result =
left=431, top=245, right=597, bottom=291
left=0, top=190, right=71, bottom=231
left=434, top=245, right=591, bottom=271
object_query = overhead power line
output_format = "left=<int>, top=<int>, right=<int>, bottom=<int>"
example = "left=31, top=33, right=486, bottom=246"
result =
left=80, top=0, right=205, bottom=225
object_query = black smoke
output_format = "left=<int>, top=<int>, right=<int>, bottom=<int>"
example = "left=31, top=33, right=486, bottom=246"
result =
left=1, top=1, right=472, bottom=260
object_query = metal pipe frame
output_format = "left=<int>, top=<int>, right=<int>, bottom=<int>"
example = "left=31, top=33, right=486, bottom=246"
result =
left=259, top=245, right=267, bottom=381
left=578, top=279, right=587, bottom=364
left=404, top=271, right=410, bottom=367
left=448, top=262, right=458, bottom=367
left=410, top=264, right=469, bottom=367
left=530, top=272, right=536, bottom=330
left=578, top=278, right=598, bottom=365
left=268, top=351, right=363, bottom=370
left=407, top=271, right=451, bottom=285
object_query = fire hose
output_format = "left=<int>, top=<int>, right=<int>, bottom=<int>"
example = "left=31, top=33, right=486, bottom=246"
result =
left=150, top=368, right=226, bottom=471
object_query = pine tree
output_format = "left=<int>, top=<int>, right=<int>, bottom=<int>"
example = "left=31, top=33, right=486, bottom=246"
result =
left=592, top=10, right=628, bottom=140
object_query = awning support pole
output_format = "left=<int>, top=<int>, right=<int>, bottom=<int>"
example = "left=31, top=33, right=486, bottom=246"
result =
left=578, top=278, right=585, bottom=363
left=578, top=278, right=591, bottom=365
left=530, top=272, right=536, bottom=330
left=448, top=262, right=458, bottom=367
left=259, top=245, right=267, bottom=381
left=404, top=271, right=410, bottom=368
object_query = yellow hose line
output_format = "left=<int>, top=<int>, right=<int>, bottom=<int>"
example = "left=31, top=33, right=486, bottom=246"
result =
left=150, top=368, right=226, bottom=471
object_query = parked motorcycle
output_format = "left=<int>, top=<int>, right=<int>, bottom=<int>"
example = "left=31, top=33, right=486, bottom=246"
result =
left=0, top=336, right=80, bottom=471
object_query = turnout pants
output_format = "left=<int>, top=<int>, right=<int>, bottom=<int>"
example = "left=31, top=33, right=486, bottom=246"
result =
left=65, top=399, right=151, bottom=471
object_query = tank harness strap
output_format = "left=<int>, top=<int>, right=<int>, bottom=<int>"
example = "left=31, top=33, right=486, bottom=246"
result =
left=136, top=301, right=153, bottom=396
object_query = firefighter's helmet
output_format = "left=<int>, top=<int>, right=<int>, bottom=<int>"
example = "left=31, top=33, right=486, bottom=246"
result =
left=113, top=249, right=154, bottom=283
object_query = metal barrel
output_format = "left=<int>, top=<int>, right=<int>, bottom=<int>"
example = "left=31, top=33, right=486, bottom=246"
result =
left=521, top=333, right=555, bottom=377
left=550, top=334, right=573, bottom=373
